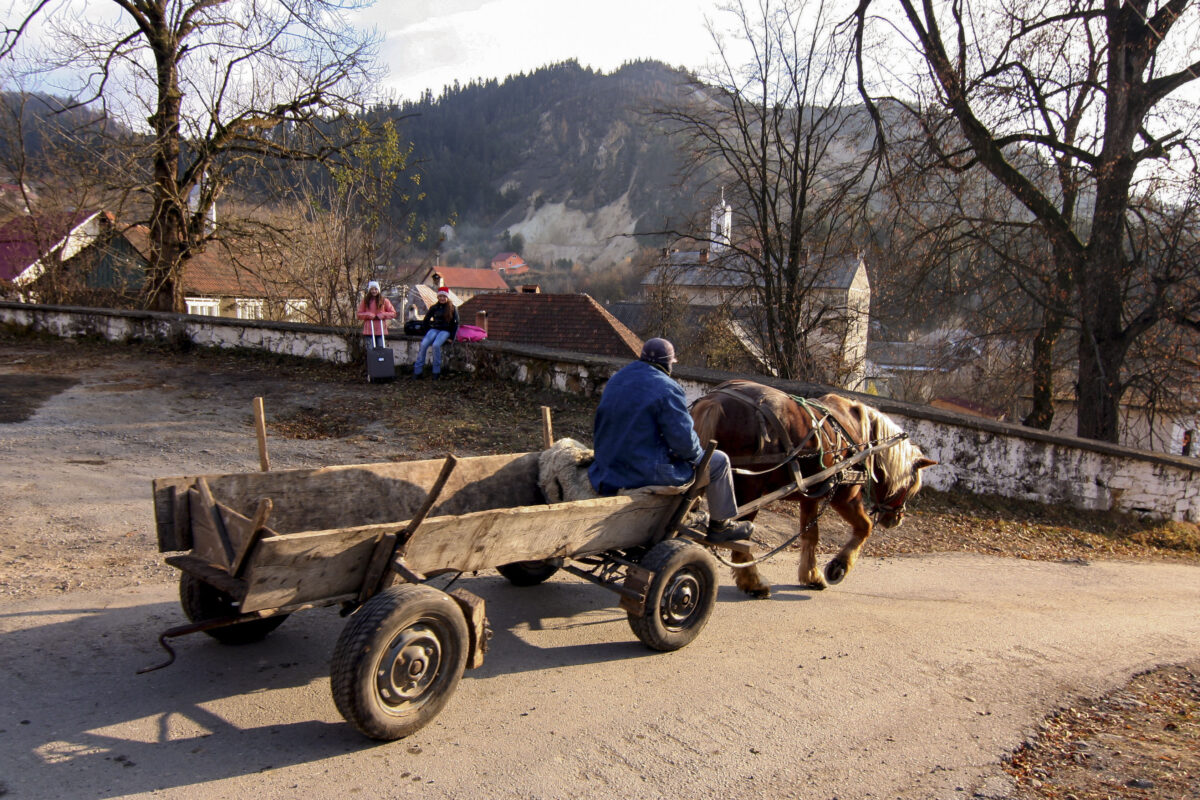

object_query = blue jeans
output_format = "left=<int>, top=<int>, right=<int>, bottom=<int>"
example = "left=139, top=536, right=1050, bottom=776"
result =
left=414, top=329, right=451, bottom=375
left=705, top=450, right=739, bottom=521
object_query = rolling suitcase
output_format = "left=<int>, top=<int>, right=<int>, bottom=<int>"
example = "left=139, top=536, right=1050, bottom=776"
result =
left=366, top=319, right=396, bottom=383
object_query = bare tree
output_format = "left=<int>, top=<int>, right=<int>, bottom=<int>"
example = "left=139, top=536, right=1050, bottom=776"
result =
left=4, top=0, right=381, bottom=312
left=654, top=0, right=882, bottom=383
left=853, top=0, right=1200, bottom=442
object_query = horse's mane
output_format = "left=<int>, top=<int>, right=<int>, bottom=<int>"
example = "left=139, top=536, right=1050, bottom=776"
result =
left=858, top=404, right=925, bottom=494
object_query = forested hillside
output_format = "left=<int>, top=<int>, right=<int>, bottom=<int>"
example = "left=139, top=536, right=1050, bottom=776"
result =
left=372, top=60, right=705, bottom=268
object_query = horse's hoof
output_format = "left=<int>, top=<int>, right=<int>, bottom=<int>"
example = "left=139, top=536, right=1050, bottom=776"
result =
left=824, top=560, right=847, bottom=585
left=800, top=580, right=827, bottom=591
left=746, top=586, right=771, bottom=599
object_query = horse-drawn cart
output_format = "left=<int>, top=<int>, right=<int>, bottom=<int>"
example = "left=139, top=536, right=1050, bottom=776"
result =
left=146, top=448, right=722, bottom=740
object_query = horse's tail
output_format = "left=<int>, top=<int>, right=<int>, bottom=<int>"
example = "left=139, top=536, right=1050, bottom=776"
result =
left=691, top=395, right=725, bottom=445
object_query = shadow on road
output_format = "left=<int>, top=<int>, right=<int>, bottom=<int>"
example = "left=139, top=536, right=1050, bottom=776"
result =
left=1, top=570, right=811, bottom=797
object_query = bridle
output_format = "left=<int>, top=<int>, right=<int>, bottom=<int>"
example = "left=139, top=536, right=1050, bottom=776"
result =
left=864, top=461, right=914, bottom=520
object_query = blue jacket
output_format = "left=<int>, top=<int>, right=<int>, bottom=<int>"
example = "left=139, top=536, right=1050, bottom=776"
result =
left=589, top=360, right=703, bottom=494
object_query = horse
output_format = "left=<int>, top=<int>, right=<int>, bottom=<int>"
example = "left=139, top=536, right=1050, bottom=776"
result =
left=690, top=380, right=936, bottom=597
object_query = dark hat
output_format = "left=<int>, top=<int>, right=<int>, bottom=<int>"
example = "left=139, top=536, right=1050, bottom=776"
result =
left=640, top=338, right=677, bottom=367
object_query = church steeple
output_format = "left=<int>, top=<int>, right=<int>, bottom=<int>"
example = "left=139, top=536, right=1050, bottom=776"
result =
left=710, top=188, right=732, bottom=252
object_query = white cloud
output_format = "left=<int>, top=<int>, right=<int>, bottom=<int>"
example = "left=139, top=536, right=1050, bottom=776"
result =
left=357, top=0, right=718, bottom=101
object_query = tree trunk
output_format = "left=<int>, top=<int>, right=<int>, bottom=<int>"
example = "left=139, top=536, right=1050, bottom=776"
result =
left=1022, top=308, right=1062, bottom=429
left=146, top=32, right=186, bottom=313
left=1074, top=251, right=1126, bottom=442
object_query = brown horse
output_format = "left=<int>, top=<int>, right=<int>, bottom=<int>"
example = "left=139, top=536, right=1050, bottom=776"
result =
left=691, top=380, right=936, bottom=597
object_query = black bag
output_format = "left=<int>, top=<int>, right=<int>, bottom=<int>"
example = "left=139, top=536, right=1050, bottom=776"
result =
left=366, top=320, right=395, bottom=383
left=404, top=319, right=428, bottom=336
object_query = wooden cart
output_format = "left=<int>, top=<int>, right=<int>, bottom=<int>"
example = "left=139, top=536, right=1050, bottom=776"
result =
left=148, top=449, right=721, bottom=740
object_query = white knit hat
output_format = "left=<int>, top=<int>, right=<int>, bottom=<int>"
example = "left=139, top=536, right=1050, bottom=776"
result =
left=366, top=280, right=380, bottom=292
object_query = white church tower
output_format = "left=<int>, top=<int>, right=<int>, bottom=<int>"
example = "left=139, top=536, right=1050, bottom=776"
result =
left=710, top=188, right=732, bottom=253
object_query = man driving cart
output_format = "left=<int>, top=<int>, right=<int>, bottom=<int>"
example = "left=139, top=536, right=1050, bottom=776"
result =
left=588, top=338, right=753, bottom=543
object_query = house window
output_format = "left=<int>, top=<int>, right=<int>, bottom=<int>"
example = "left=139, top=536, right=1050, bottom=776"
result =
left=235, top=299, right=264, bottom=320
left=283, top=299, right=309, bottom=320
left=186, top=297, right=220, bottom=316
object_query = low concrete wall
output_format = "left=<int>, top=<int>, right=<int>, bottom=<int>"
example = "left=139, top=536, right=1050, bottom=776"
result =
left=4, top=301, right=1198, bottom=521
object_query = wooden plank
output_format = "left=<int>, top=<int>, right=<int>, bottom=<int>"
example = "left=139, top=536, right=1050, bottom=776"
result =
left=151, top=478, right=193, bottom=552
left=239, top=528, right=383, bottom=612
left=164, top=555, right=248, bottom=599
left=449, top=589, right=488, bottom=669
left=154, top=452, right=543, bottom=536
left=253, top=396, right=270, bottom=472
left=238, top=492, right=679, bottom=612
left=355, top=532, right=395, bottom=603
left=541, top=406, right=553, bottom=449
left=403, top=494, right=677, bottom=575
left=231, top=498, right=273, bottom=577
left=188, top=487, right=230, bottom=569
left=196, top=477, right=236, bottom=566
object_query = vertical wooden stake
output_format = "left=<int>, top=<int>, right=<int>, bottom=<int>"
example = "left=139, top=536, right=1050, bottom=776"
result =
left=253, top=396, right=271, bottom=472
left=541, top=406, right=554, bottom=449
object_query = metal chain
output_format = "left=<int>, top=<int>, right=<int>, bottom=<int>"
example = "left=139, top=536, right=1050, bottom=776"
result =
left=707, top=493, right=833, bottom=569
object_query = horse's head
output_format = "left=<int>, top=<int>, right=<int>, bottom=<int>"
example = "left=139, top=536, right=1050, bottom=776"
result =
left=863, top=409, right=937, bottom=528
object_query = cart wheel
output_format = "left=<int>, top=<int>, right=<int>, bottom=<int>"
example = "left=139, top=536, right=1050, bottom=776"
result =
left=496, top=557, right=563, bottom=586
left=331, top=584, right=469, bottom=740
left=179, top=572, right=289, bottom=645
left=627, top=539, right=718, bottom=652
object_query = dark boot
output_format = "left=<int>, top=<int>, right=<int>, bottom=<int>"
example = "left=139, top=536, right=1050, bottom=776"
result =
left=706, top=517, right=754, bottom=543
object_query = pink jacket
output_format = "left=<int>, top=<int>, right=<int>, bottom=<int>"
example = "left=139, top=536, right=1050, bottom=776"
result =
left=356, top=297, right=396, bottom=336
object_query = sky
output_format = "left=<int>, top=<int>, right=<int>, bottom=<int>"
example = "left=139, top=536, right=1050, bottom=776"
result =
left=352, top=0, right=724, bottom=102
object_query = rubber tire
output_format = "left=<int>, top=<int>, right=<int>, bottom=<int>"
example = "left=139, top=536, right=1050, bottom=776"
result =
left=496, top=558, right=563, bottom=586
left=627, top=539, right=719, bottom=652
left=330, top=584, right=469, bottom=740
left=178, top=572, right=289, bottom=645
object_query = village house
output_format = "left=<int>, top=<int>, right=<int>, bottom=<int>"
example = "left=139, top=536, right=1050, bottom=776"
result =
left=640, top=196, right=871, bottom=388
left=489, top=251, right=529, bottom=277
left=0, top=211, right=144, bottom=303
left=420, top=265, right=511, bottom=303
left=0, top=210, right=306, bottom=320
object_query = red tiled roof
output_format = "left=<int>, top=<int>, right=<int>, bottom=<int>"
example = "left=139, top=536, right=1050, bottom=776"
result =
left=0, top=211, right=97, bottom=282
left=125, top=226, right=269, bottom=297
left=432, top=266, right=511, bottom=291
left=490, top=252, right=526, bottom=269
left=458, top=293, right=642, bottom=359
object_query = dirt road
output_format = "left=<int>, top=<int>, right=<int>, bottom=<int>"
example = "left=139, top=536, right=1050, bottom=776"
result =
left=1, top=334, right=1198, bottom=800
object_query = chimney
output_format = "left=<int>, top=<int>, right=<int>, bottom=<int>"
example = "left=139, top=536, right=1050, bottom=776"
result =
left=699, top=249, right=708, bottom=265
left=475, top=310, right=488, bottom=334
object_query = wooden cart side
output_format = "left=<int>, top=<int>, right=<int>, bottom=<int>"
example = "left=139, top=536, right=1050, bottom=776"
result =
left=402, top=494, right=678, bottom=574
left=151, top=452, right=542, bottom=553
left=236, top=493, right=678, bottom=613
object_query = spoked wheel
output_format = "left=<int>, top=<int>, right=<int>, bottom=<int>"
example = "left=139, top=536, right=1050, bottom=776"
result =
left=331, top=584, right=469, bottom=740
left=178, top=572, right=288, bottom=645
left=627, top=539, right=719, bottom=651
left=496, top=557, right=563, bottom=586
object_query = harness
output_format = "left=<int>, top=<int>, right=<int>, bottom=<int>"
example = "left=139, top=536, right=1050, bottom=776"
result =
left=701, top=383, right=910, bottom=518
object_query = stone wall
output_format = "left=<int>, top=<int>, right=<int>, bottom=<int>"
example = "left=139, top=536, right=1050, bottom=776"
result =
left=4, top=301, right=1198, bottom=521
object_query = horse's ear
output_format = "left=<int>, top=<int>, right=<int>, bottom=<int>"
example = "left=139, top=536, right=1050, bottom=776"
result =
left=914, top=457, right=937, bottom=471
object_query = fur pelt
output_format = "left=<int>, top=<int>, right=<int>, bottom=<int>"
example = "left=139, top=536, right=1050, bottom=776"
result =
left=538, top=438, right=599, bottom=503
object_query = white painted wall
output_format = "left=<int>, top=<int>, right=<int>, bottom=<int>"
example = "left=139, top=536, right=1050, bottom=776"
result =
left=4, top=301, right=1197, bottom=521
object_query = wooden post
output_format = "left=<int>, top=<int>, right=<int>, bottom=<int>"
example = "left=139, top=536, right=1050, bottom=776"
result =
left=541, top=406, right=554, bottom=449
left=253, top=397, right=270, bottom=472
